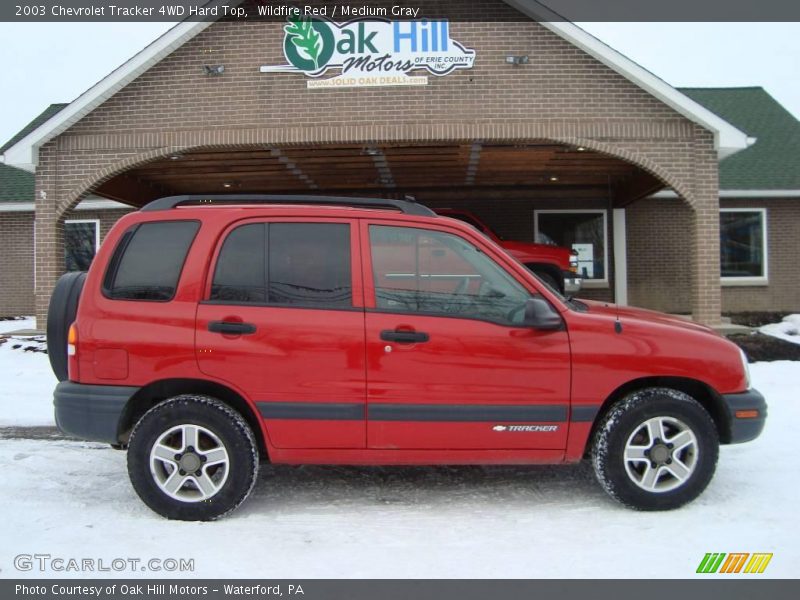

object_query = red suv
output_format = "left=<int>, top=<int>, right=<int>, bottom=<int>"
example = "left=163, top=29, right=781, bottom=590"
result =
left=434, top=208, right=581, bottom=293
left=48, top=195, right=766, bottom=521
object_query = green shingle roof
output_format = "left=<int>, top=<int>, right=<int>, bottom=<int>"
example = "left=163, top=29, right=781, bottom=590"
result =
left=0, top=103, right=67, bottom=155
left=680, top=87, right=800, bottom=190
left=0, top=163, right=36, bottom=202
left=0, top=104, right=67, bottom=203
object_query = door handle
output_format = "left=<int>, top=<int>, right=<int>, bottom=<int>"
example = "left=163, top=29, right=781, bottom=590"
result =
left=380, top=330, right=429, bottom=344
left=208, top=321, right=257, bottom=335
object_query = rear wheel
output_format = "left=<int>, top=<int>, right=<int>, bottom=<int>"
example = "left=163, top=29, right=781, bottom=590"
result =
left=591, top=388, right=719, bottom=510
left=127, top=395, right=259, bottom=521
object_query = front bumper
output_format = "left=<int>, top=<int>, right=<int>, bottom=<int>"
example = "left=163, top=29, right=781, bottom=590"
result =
left=54, top=381, right=139, bottom=444
left=721, top=388, right=767, bottom=444
left=563, top=271, right=582, bottom=294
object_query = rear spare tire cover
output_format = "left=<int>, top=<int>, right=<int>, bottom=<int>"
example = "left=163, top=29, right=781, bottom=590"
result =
left=47, top=272, right=86, bottom=381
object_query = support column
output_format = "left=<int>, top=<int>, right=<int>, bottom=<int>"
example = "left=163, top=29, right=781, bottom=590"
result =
left=690, top=204, right=722, bottom=326
left=612, top=208, right=628, bottom=306
left=33, top=181, right=64, bottom=328
left=688, top=133, right=722, bottom=326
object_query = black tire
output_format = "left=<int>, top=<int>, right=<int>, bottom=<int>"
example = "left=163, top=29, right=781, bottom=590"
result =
left=528, top=267, right=563, bottom=294
left=46, top=271, right=86, bottom=381
left=591, top=388, right=719, bottom=511
left=127, top=395, right=259, bottom=521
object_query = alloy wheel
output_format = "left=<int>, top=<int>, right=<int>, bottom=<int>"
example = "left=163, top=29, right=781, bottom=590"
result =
left=149, top=424, right=230, bottom=502
left=623, top=416, right=699, bottom=493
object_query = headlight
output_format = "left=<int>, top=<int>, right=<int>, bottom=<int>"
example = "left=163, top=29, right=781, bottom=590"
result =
left=569, top=252, right=579, bottom=272
left=739, top=348, right=751, bottom=389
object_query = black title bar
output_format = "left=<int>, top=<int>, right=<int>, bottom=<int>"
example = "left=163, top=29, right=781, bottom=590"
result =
left=2, top=0, right=800, bottom=22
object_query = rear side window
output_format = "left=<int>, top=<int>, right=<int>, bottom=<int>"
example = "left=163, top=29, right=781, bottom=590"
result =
left=103, top=221, right=200, bottom=301
left=210, top=222, right=352, bottom=309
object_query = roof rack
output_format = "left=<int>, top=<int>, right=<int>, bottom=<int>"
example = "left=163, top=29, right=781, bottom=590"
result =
left=140, top=194, right=436, bottom=216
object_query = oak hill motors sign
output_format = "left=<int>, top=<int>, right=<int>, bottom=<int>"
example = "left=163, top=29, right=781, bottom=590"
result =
left=260, top=18, right=476, bottom=88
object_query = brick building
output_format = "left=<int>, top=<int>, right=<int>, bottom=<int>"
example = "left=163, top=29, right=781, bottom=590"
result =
left=1, top=0, right=798, bottom=325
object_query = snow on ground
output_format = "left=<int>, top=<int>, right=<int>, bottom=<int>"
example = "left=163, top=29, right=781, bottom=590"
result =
left=0, top=317, right=35, bottom=334
left=0, top=318, right=55, bottom=427
left=760, top=314, right=800, bottom=345
left=0, top=351, right=796, bottom=578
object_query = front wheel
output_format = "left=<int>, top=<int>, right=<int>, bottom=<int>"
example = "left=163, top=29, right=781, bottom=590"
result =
left=127, top=395, right=259, bottom=521
left=591, top=388, right=719, bottom=510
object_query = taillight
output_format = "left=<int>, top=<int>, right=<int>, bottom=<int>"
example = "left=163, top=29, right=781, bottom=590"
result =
left=67, top=323, right=79, bottom=380
left=67, top=324, right=77, bottom=354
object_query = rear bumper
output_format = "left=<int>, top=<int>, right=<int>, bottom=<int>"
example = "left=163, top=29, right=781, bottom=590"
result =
left=54, top=381, right=138, bottom=444
left=563, top=271, right=582, bottom=293
left=721, top=388, right=767, bottom=444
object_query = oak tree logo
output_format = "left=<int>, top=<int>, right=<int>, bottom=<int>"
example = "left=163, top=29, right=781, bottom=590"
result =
left=284, top=18, right=335, bottom=72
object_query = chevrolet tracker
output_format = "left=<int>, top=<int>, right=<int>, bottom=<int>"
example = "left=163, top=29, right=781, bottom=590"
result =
left=47, top=195, right=767, bottom=520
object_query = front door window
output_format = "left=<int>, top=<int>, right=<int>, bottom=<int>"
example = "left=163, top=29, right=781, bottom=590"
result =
left=369, top=225, right=530, bottom=325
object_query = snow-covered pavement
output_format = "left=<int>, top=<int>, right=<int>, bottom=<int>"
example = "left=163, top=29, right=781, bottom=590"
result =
left=760, top=314, right=800, bottom=345
left=0, top=317, right=54, bottom=427
left=0, top=334, right=796, bottom=578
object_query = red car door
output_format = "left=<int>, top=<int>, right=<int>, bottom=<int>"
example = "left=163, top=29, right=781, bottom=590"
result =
left=196, top=217, right=366, bottom=449
left=362, top=220, right=571, bottom=450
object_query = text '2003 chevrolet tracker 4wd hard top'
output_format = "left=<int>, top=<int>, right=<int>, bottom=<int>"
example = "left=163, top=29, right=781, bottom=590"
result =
left=48, top=196, right=766, bottom=521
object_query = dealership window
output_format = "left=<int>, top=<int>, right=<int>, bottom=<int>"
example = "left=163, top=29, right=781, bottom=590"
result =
left=534, top=210, right=608, bottom=286
left=720, top=208, right=768, bottom=284
left=64, top=219, right=99, bottom=272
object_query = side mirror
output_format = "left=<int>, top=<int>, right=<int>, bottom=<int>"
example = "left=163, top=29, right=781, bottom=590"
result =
left=523, top=297, right=563, bottom=331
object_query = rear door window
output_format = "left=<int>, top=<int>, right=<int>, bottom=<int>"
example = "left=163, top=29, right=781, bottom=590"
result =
left=103, top=221, right=200, bottom=301
left=210, top=222, right=352, bottom=309
left=211, top=223, right=266, bottom=303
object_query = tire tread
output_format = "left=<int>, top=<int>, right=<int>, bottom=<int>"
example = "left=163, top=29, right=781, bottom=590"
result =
left=591, top=387, right=719, bottom=511
left=127, top=394, right=259, bottom=521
